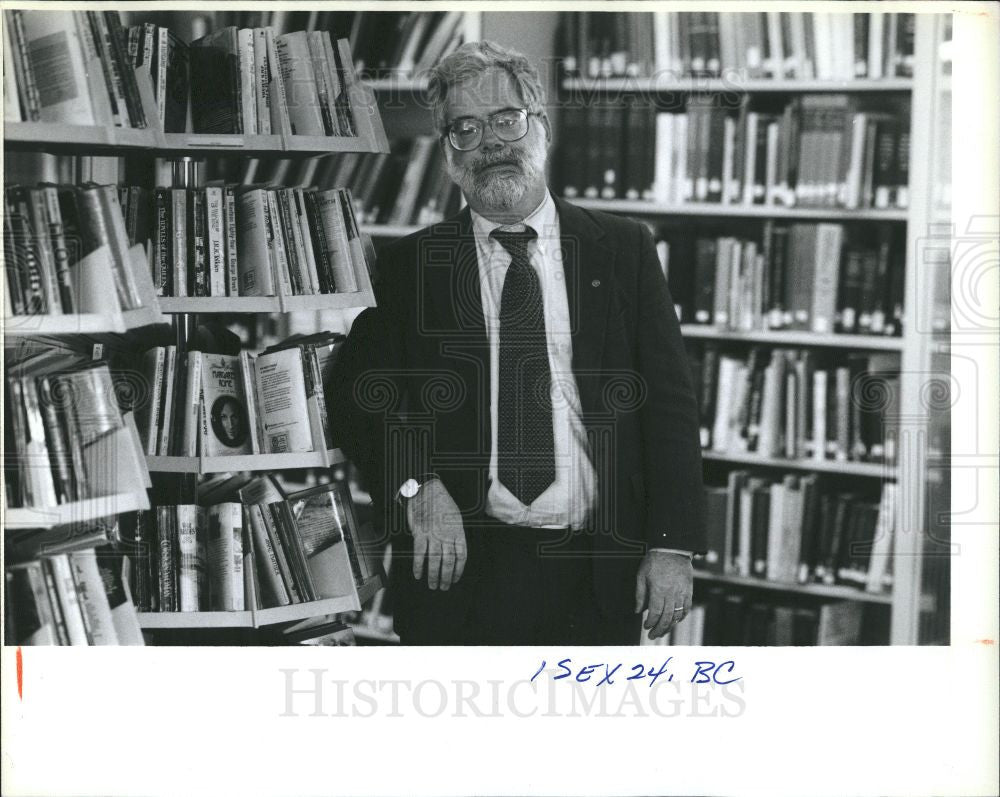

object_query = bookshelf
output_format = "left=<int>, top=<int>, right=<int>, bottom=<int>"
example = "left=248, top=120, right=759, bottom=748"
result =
left=544, top=10, right=951, bottom=646
left=3, top=9, right=389, bottom=645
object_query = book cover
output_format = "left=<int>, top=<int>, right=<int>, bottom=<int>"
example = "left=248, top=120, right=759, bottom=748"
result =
left=176, top=504, right=205, bottom=612
left=68, top=549, right=119, bottom=644
left=254, top=346, right=313, bottom=454
left=200, top=353, right=253, bottom=456
left=207, top=502, right=245, bottom=610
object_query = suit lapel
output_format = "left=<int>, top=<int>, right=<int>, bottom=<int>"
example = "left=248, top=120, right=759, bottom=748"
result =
left=421, top=207, right=485, bottom=338
left=555, top=197, right=614, bottom=417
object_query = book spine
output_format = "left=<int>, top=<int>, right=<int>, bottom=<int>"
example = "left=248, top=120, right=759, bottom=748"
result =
left=264, top=190, right=293, bottom=296
left=204, top=186, right=225, bottom=296
left=38, top=187, right=74, bottom=312
left=238, top=28, right=258, bottom=136
left=69, top=550, right=119, bottom=644
left=157, top=345, right=178, bottom=455
left=239, top=350, right=263, bottom=454
left=236, top=189, right=275, bottom=296
left=152, top=187, right=170, bottom=295
left=36, top=375, right=77, bottom=502
left=188, top=188, right=207, bottom=296
left=275, top=189, right=304, bottom=295
left=253, top=28, right=271, bottom=135
left=176, top=504, right=203, bottom=612
left=156, top=506, right=175, bottom=611
left=182, top=350, right=203, bottom=457
left=47, top=554, right=90, bottom=644
left=170, top=189, right=187, bottom=297
left=293, top=189, right=321, bottom=294
left=223, top=185, right=239, bottom=296
left=247, top=504, right=290, bottom=606
left=8, top=10, right=41, bottom=120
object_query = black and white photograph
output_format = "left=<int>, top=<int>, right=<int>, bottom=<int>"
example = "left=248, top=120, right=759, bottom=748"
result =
left=1, top=2, right=996, bottom=796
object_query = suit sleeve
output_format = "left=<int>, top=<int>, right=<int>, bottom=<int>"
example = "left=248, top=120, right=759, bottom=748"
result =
left=634, top=223, right=707, bottom=553
left=327, top=244, right=430, bottom=523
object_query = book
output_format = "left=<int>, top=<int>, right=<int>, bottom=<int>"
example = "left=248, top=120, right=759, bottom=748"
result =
left=254, top=347, right=314, bottom=453
left=68, top=549, right=119, bottom=644
left=190, top=26, right=241, bottom=134
left=200, top=353, right=253, bottom=456
left=207, top=502, right=245, bottom=610
left=176, top=504, right=206, bottom=611
left=274, top=31, right=325, bottom=136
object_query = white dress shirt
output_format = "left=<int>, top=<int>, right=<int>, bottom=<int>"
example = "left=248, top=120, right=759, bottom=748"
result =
left=463, top=191, right=691, bottom=557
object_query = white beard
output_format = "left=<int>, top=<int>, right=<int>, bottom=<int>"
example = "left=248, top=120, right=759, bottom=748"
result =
left=446, top=135, right=547, bottom=210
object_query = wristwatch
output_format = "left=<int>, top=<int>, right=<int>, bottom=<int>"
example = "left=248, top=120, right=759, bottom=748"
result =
left=395, top=473, right=438, bottom=505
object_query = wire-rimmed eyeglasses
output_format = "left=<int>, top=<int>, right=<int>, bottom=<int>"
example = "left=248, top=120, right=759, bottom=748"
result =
left=442, top=108, right=541, bottom=152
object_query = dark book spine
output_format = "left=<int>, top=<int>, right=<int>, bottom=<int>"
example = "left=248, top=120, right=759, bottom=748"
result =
left=3, top=200, right=27, bottom=315
left=104, top=11, right=146, bottom=128
left=276, top=190, right=304, bottom=294
left=152, top=188, right=171, bottom=295
left=36, top=375, right=77, bottom=503
left=7, top=189, right=47, bottom=314
left=303, top=191, right=333, bottom=294
left=188, top=189, right=207, bottom=297
left=38, top=187, right=74, bottom=312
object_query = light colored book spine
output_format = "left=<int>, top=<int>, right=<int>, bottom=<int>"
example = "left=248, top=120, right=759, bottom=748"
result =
left=811, top=223, right=843, bottom=334
left=765, top=481, right=786, bottom=580
left=253, top=28, right=271, bottom=134
left=156, top=25, right=169, bottom=126
left=711, top=355, right=738, bottom=452
left=69, top=550, right=119, bottom=645
left=737, top=484, right=754, bottom=577
left=182, top=350, right=203, bottom=456
left=778, top=476, right=803, bottom=582
left=247, top=503, right=291, bottom=606
left=293, top=189, right=321, bottom=294
left=47, top=554, right=90, bottom=645
left=236, top=189, right=275, bottom=296
left=208, top=502, right=244, bottom=610
left=17, top=379, right=58, bottom=507
left=274, top=31, right=324, bottom=136
left=812, top=369, right=828, bottom=462
left=141, top=347, right=165, bottom=455
left=238, top=350, right=263, bottom=453
left=654, top=113, right=673, bottom=204
left=255, top=347, right=313, bottom=453
left=204, top=186, right=226, bottom=297
left=237, top=28, right=257, bottom=136
left=265, top=190, right=293, bottom=296
left=176, top=504, right=203, bottom=612
left=21, top=564, right=57, bottom=644
left=157, top=345, right=178, bottom=455
left=834, top=366, right=850, bottom=462
left=866, top=483, right=897, bottom=593
left=313, top=189, right=354, bottom=292
left=171, top=189, right=187, bottom=297
left=306, top=31, right=333, bottom=135
left=3, top=19, right=22, bottom=121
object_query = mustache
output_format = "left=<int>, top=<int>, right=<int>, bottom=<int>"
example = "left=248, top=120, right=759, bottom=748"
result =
left=469, top=150, right=527, bottom=174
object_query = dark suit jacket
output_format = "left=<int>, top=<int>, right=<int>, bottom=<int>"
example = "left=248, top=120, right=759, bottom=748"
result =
left=329, top=197, right=706, bottom=618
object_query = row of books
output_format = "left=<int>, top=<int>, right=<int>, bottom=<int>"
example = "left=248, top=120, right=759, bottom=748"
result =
left=701, top=474, right=896, bottom=594
left=648, top=592, right=870, bottom=646
left=687, top=345, right=900, bottom=465
left=658, top=224, right=904, bottom=336
left=125, top=476, right=378, bottom=613
left=557, top=96, right=910, bottom=210
left=556, top=11, right=915, bottom=81
left=3, top=10, right=148, bottom=128
left=135, top=332, right=342, bottom=458
left=133, top=24, right=355, bottom=136
left=138, top=184, right=368, bottom=298
left=209, top=9, right=466, bottom=80
left=5, top=546, right=143, bottom=646
left=4, top=184, right=145, bottom=317
left=4, top=362, right=130, bottom=509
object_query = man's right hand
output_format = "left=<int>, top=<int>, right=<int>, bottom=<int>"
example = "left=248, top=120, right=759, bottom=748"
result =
left=405, top=478, right=468, bottom=591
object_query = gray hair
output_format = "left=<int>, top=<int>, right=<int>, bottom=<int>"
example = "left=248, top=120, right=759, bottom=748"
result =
left=427, top=40, right=548, bottom=132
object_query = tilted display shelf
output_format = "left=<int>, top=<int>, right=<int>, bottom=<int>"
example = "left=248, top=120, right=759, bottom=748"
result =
left=4, top=416, right=150, bottom=531
left=137, top=573, right=382, bottom=629
left=147, top=447, right=348, bottom=475
left=4, top=242, right=166, bottom=337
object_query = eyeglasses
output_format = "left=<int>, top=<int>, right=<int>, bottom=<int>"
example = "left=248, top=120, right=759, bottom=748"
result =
left=442, top=108, right=540, bottom=152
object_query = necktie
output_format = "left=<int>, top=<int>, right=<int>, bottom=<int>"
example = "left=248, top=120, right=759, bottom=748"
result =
left=492, top=226, right=555, bottom=505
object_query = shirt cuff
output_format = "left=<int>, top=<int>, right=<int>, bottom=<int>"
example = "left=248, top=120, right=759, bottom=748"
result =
left=649, top=548, right=693, bottom=558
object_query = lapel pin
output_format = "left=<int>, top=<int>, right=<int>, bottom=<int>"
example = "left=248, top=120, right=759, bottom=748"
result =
left=591, top=279, right=601, bottom=287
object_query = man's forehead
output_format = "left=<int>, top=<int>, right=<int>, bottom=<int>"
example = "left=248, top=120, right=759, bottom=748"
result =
left=444, top=68, right=521, bottom=117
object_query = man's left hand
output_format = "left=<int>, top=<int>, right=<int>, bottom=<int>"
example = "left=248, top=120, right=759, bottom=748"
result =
left=635, top=551, right=694, bottom=640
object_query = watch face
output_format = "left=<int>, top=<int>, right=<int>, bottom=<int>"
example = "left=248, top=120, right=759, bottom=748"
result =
left=400, top=479, right=420, bottom=499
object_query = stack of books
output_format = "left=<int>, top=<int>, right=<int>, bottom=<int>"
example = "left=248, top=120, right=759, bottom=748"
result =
left=4, top=362, right=142, bottom=509
left=3, top=9, right=149, bottom=127
left=557, top=95, right=910, bottom=210
left=687, top=344, right=900, bottom=465
left=347, top=11, right=465, bottom=79
left=136, top=332, right=344, bottom=458
left=700, top=476, right=896, bottom=594
left=658, top=223, right=905, bottom=335
left=5, top=184, right=146, bottom=317
left=556, top=11, right=915, bottom=80
left=5, top=538, right=144, bottom=646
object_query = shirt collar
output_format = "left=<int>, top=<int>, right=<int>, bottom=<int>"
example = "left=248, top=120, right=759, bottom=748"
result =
left=470, top=189, right=557, bottom=245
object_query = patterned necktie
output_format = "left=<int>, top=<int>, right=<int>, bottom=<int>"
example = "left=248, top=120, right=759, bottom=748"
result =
left=492, top=226, right=555, bottom=505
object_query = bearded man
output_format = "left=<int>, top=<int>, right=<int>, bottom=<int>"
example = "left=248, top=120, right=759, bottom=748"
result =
left=329, top=41, right=706, bottom=645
